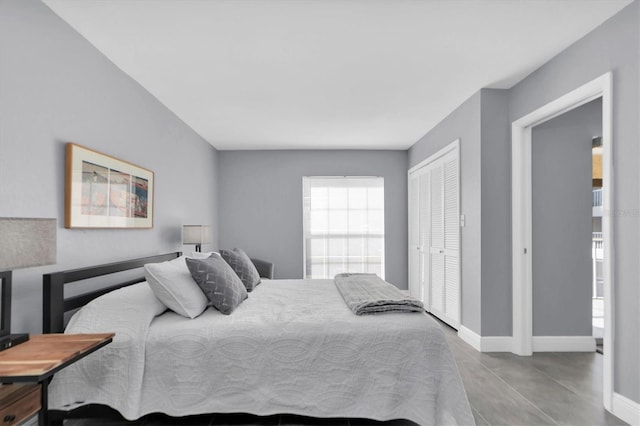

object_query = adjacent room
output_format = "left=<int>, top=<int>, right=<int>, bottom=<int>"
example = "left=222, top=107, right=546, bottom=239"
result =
left=0, top=1, right=638, bottom=425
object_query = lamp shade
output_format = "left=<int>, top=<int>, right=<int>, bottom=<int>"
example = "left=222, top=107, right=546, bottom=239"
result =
left=0, top=218, right=57, bottom=271
left=182, top=225, right=212, bottom=245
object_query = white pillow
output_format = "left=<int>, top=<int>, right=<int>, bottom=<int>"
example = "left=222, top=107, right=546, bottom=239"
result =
left=188, top=251, right=219, bottom=259
left=144, top=256, right=208, bottom=318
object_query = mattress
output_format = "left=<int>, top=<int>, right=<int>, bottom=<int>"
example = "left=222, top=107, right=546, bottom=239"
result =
left=49, top=279, right=474, bottom=425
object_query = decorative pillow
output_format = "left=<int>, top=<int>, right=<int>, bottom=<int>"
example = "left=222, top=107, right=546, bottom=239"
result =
left=219, top=248, right=261, bottom=292
left=186, top=254, right=248, bottom=315
left=144, top=256, right=209, bottom=319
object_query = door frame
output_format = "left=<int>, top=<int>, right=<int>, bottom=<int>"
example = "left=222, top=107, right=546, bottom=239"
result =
left=408, top=139, right=461, bottom=327
left=511, top=72, right=614, bottom=409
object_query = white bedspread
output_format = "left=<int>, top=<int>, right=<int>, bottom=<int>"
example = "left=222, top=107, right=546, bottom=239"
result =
left=49, top=279, right=474, bottom=425
left=48, top=283, right=166, bottom=416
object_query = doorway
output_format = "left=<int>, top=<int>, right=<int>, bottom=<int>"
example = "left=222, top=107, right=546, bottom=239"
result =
left=530, top=97, right=602, bottom=349
left=591, top=135, right=604, bottom=353
left=511, top=73, right=614, bottom=410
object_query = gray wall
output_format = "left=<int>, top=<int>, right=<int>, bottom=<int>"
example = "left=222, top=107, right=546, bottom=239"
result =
left=0, top=0, right=219, bottom=333
left=218, top=150, right=408, bottom=289
left=408, top=89, right=513, bottom=337
left=531, top=99, right=601, bottom=336
left=509, top=0, right=639, bottom=402
left=408, top=91, right=482, bottom=334
left=479, top=89, right=511, bottom=336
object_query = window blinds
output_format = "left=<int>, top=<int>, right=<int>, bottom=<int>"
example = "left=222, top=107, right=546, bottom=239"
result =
left=303, top=176, right=385, bottom=279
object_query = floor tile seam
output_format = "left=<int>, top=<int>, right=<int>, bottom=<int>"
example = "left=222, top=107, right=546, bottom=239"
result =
left=469, top=402, right=490, bottom=426
left=452, top=343, right=478, bottom=362
left=525, top=353, right=604, bottom=406
left=472, top=360, right=560, bottom=426
left=448, top=340, right=482, bottom=365
left=489, top=362, right=608, bottom=424
left=545, top=351, right=600, bottom=374
left=482, top=349, right=604, bottom=406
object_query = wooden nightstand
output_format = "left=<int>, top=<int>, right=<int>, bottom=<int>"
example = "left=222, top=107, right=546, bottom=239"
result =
left=0, top=333, right=114, bottom=426
left=0, top=384, right=40, bottom=425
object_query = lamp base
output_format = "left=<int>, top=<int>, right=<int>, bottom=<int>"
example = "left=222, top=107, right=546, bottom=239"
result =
left=0, top=334, right=29, bottom=351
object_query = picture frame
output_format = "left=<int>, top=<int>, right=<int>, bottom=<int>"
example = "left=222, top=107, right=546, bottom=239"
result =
left=65, top=143, right=154, bottom=228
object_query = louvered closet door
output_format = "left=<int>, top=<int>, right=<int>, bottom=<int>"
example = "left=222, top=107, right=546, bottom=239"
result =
left=418, top=171, right=431, bottom=308
left=442, top=153, right=460, bottom=326
left=429, top=150, right=460, bottom=328
left=408, top=174, right=421, bottom=300
left=429, top=165, right=445, bottom=317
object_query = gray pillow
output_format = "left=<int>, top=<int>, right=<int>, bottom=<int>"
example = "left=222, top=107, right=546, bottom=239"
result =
left=185, top=254, right=248, bottom=315
left=220, top=248, right=261, bottom=292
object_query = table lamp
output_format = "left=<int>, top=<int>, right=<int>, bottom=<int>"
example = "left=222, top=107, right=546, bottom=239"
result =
left=182, top=225, right=212, bottom=253
left=0, top=218, right=57, bottom=350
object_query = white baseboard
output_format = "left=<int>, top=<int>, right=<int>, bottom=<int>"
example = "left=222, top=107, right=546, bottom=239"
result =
left=457, top=328, right=594, bottom=353
left=532, top=336, right=595, bottom=352
left=612, top=392, right=640, bottom=426
left=458, top=326, right=512, bottom=352
left=457, top=326, right=481, bottom=351
left=481, top=335, right=513, bottom=352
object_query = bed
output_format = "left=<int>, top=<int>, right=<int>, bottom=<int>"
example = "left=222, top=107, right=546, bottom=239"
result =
left=42, top=252, right=474, bottom=425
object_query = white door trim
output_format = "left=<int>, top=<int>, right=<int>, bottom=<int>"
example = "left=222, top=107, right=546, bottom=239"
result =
left=511, top=72, right=614, bottom=411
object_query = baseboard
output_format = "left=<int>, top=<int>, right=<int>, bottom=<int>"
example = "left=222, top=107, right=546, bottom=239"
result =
left=612, top=392, right=640, bottom=426
left=481, top=335, right=513, bottom=352
left=532, top=336, right=595, bottom=352
left=457, top=326, right=481, bottom=351
left=457, top=328, right=594, bottom=353
left=458, top=326, right=512, bottom=352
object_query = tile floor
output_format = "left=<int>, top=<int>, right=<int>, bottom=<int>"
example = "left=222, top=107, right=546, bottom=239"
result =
left=440, top=320, right=626, bottom=426
left=64, top=316, right=627, bottom=426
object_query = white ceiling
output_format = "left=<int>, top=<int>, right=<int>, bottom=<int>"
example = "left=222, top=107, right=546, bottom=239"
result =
left=43, top=0, right=632, bottom=150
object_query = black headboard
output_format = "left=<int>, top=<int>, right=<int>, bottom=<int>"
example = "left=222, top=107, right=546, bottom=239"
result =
left=42, top=252, right=181, bottom=334
left=0, top=271, right=12, bottom=339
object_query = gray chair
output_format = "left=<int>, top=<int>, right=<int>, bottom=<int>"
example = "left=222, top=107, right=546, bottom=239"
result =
left=251, top=258, right=275, bottom=279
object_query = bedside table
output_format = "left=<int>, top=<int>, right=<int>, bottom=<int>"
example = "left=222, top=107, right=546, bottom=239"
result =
left=0, top=384, right=40, bottom=425
left=0, top=333, right=114, bottom=426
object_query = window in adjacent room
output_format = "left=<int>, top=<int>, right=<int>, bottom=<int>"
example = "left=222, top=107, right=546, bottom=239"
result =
left=303, top=176, right=385, bottom=279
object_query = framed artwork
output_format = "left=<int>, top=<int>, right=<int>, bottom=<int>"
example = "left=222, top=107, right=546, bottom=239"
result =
left=65, top=143, right=154, bottom=228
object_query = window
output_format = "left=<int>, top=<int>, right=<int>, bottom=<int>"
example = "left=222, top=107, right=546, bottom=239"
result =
left=303, top=176, right=385, bottom=279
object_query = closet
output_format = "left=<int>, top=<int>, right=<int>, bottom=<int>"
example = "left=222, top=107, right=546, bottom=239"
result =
left=408, top=140, right=460, bottom=329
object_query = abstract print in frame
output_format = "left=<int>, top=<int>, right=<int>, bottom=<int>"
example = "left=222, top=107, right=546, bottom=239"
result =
left=65, top=143, right=154, bottom=228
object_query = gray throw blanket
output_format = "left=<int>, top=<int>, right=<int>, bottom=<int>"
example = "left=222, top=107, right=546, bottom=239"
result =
left=334, top=273, right=424, bottom=315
